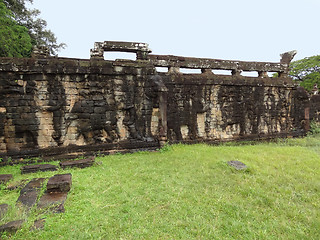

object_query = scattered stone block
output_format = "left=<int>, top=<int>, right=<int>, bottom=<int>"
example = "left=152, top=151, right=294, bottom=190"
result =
left=227, top=160, right=248, bottom=170
left=0, top=174, right=13, bottom=184
left=31, top=218, right=46, bottom=231
left=21, top=164, right=58, bottom=174
left=37, top=192, right=68, bottom=213
left=37, top=174, right=72, bottom=213
left=60, top=157, right=95, bottom=169
left=0, top=204, right=9, bottom=220
left=16, top=178, right=46, bottom=208
left=46, top=174, right=72, bottom=193
left=0, top=220, right=24, bottom=233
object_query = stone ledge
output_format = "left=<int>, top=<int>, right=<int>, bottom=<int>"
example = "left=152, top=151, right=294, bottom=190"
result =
left=60, top=157, right=95, bottom=169
left=0, top=140, right=160, bottom=165
left=21, top=164, right=58, bottom=174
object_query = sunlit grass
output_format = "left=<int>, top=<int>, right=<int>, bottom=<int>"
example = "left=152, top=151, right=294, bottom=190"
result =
left=0, top=135, right=320, bottom=239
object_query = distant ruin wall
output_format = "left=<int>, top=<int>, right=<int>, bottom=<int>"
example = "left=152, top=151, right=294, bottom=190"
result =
left=0, top=41, right=317, bottom=160
left=164, top=74, right=296, bottom=142
left=310, top=94, right=320, bottom=123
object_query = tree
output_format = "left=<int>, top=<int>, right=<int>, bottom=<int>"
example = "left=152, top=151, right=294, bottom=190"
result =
left=289, top=55, right=320, bottom=93
left=0, top=1, right=32, bottom=57
left=2, top=0, right=65, bottom=56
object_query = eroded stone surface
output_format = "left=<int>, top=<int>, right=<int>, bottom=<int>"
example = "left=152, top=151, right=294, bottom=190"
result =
left=0, top=204, right=8, bottom=219
left=37, top=192, right=68, bottom=213
left=16, top=178, right=46, bottom=208
left=0, top=219, right=24, bottom=233
left=227, top=160, right=248, bottom=170
left=60, top=157, right=95, bottom=169
left=0, top=174, right=13, bottom=184
left=46, top=174, right=72, bottom=193
left=21, top=164, right=58, bottom=174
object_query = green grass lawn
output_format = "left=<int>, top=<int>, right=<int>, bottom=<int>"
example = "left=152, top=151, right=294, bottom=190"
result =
left=1, top=135, right=320, bottom=239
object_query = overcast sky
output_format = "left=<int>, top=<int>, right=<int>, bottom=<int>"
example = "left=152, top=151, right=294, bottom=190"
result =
left=31, top=0, right=319, bottom=62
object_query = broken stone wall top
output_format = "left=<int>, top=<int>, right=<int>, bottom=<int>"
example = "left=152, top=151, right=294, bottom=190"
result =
left=90, top=41, right=152, bottom=60
left=89, top=41, right=295, bottom=78
left=148, top=51, right=296, bottom=78
left=1, top=40, right=295, bottom=81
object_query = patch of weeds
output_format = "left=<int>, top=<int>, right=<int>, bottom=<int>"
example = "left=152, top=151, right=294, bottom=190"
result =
left=159, top=143, right=172, bottom=153
left=115, top=152, right=122, bottom=156
left=0, top=203, right=29, bottom=228
left=221, top=140, right=257, bottom=146
left=21, top=157, right=41, bottom=164
left=94, top=161, right=103, bottom=166
left=242, top=166, right=254, bottom=174
left=7, top=157, right=12, bottom=165
left=35, top=178, right=49, bottom=206
left=96, top=151, right=106, bottom=158
left=309, top=121, right=320, bottom=135
left=6, top=179, right=29, bottom=191
left=134, top=150, right=150, bottom=156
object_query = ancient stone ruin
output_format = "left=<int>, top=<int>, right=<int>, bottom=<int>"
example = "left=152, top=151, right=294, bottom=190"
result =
left=0, top=173, right=73, bottom=233
left=0, top=156, right=94, bottom=233
left=0, top=41, right=319, bottom=161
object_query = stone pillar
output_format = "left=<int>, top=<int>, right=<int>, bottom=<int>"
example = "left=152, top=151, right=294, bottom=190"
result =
left=168, top=67, right=180, bottom=74
left=201, top=69, right=213, bottom=74
left=90, top=42, right=104, bottom=60
left=159, top=90, right=168, bottom=147
left=136, top=51, right=150, bottom=60
left=304, top=107, right=310, bottom=132
left=31, top=46, right=50, bottom=58
left=232, top=69, right=242, bottom=76
left=258, top=71, right=268, bottom=78
left=149, top=75, right=168, bottom=146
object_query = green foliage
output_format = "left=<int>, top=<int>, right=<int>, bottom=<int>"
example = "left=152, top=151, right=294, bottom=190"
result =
left=289, top=55, right=320, bottom=92
left=159, top=142, right=173, bottom=153
left=0, top=1, right=32, bottom=57
left=1, top=139, right=320, bottom=239
left=2, top=0, right=65, bottom=57
left=309, top=121, right=320, bottom=135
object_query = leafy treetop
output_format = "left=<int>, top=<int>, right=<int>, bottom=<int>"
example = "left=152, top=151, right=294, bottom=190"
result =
left=0, top=1, right=32, bottom=57
left=2, top=0, right=65, bottom=57
left=289, top=55, right=320, bottom=92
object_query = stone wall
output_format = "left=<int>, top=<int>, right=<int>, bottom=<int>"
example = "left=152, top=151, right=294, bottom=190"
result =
left=0, top=56, right=159, bottom=159
left=0, top=41, right=316, bottom=160
left=310, top=94, right=320, bottom=123
left=163, top=74, right=297, bottom=142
